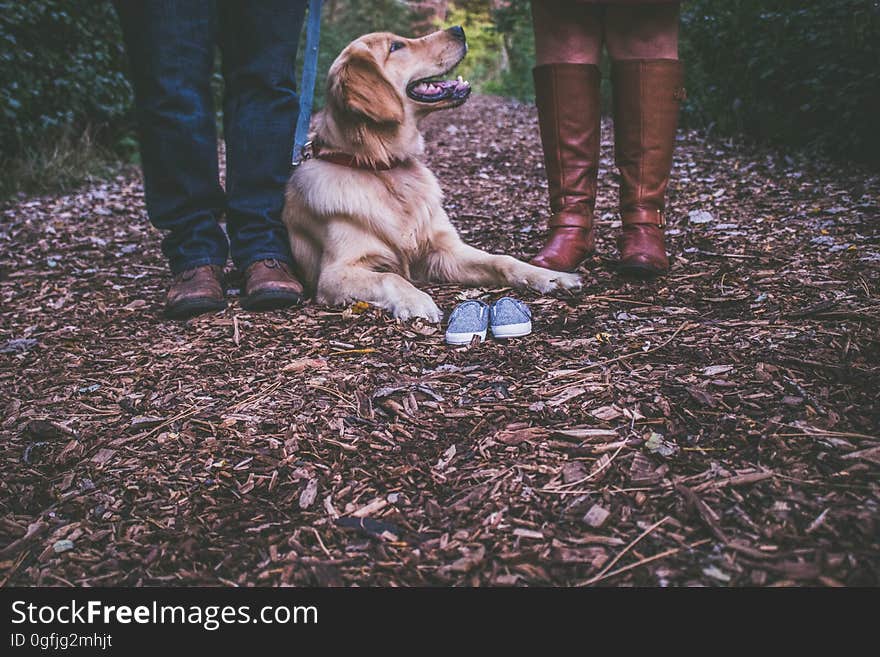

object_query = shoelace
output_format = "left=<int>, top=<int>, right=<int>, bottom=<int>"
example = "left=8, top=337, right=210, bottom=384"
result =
left=251, top=258, right=291, bottom=274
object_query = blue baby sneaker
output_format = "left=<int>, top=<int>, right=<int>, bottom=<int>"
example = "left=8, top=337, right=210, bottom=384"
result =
left=445, top=300, right=490, bottom=345
left=489, top=297, right=532, bottom=339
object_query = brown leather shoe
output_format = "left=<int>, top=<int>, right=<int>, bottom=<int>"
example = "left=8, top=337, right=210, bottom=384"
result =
left=529, top=63, right=601, bottom=273
left=241, top=259, right=303, bottom=311
left=612, top=59, right=685, bottom=278
left=165, top=265, right=226, bottom=319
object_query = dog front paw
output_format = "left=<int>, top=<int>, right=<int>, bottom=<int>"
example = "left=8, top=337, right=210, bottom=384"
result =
left=524, top=269, right=583, bottom=294
left=552, top=271, right=583, bottom=292
left=392, top=292, right=443, bottom=323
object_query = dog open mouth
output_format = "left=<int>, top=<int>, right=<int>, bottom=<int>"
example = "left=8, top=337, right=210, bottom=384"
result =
left=407, top=75, right=472, bottom=103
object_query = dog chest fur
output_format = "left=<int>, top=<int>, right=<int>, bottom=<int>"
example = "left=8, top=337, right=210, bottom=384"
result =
left=285, top=159, right=444, bottom=283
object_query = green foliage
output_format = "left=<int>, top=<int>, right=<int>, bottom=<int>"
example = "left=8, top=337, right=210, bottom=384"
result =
left=0, top=0, right=417, bottom=151
left=681, top=0, right=880, bottom=162
left=442, top=6, right=504, bottom=94
left=438, top=0, right=535, bottom=101
left=0, top=1, right=133, bottom=157
left=3, top=0, right=877, bottom=201
left=486, top=0, right=535, bottom=100
left=483, top=0, right=880, bottom=162
left=0, top=126, right=129, bottom=201
left=310, top=0, right=416, bottom=108
left=0, top=0, right=414, bottom=200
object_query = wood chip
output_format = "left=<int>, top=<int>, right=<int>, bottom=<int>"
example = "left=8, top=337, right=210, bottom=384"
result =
left=583, top=505, right=611, bottom=528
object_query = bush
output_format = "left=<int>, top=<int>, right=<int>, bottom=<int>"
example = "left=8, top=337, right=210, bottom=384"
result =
left=0, top=1, right=132, bottom=158
left=0, top=1, right=415, bottom=200
left=3, top=0, right=876, bottom=201
left=437, top=0, right=535, bottom=101
left=485, top=0, right=880, bottom=163
left=681, top=0, right=880, bottom=162
left=0, top=1, right=415, bottom=153
left=312, top=0, right=416, bottom=107
left=487, top=0, right=535, bottom=100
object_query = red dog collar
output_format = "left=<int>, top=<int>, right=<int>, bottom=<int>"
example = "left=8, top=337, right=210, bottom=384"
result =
left=315, top=151, right=407, bottom=171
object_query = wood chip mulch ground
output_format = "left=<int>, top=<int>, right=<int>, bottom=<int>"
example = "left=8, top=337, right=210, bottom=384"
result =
left=1, top=96, right=878, bottom=586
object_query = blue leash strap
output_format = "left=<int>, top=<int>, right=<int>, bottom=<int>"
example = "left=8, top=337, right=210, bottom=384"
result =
left=292, top=0, right=324, bottom=166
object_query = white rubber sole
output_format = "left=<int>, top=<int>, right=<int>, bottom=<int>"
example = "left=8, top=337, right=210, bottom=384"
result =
left=445, top=329, right=487, bottom=345
left=490, top=321, right=533, bottom=339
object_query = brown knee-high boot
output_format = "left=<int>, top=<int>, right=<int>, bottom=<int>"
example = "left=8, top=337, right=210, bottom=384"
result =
left=529, top=64, right=601, bottom=273
left=612, top=59, right=685, bottom=277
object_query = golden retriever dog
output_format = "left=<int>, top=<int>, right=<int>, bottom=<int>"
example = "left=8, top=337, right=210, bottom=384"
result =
left=283, top=27, right=582, bottom=322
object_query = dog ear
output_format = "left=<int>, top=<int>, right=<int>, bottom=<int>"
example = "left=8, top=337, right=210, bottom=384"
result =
left=330, top=49, right=405, bottom=125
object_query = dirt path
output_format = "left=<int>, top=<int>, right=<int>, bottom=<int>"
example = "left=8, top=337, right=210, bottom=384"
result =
left=1, top=96, right=878, bottom=586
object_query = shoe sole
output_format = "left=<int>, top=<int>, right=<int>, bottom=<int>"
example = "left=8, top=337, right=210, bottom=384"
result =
left=165, top=297, right=227, bottom=320
left=445, top=329, right=487, bottom=345
left=240, top=290, right=303, bottom=311
left=490, top=321, right=532, bottom=339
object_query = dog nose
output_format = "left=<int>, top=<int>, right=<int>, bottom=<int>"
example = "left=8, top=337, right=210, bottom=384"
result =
left=447, top=25, right=466, bottom=43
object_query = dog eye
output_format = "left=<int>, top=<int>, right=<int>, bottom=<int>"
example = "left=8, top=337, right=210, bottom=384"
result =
left=389, top=41, right=405, bottom=53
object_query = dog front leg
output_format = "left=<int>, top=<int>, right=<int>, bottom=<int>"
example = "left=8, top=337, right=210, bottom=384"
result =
left=317, top=265, right=443, bottom=323
left=427, top=235, right=583, bottom=293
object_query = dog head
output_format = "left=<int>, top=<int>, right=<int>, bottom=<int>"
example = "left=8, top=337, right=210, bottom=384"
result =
left=326, top=27, right=470, bottom=127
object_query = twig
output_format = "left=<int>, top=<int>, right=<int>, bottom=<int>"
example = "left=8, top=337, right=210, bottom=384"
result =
left=543, top=321, right=692, bottom=390
left=676, top=484, right=773, bottom=560
left=579, top=516, right=669, bottom=586
left=688, top=249, right=759, bottom=260
left=580, top=539, right=712, bottom=586
left=581, top=295, right=654, bottom=306
left=448, top=466, right=515, bottom=504
left=133, top=406, right=202, bottom=442
left=229, top=380, right=284, bottom=412
left=0, top=521, right=48, bottom=559
left=691, top=471, right=775, bottom=493
left=0, top=552, right=28, bottom=588
left=538, top=440, right=628, bottom=494
left=309, top=527, right=332, bottom=558
left=309, top=385, right=357, bottom=409
left=775, top=430, right=880, bottom=442
left=322, top=437, right=358, bottom=452
left=329, top=348, right=377, bottom=356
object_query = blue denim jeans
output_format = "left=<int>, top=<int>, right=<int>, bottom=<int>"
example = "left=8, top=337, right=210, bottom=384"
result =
left=114, top=0, right=307, bottom=274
